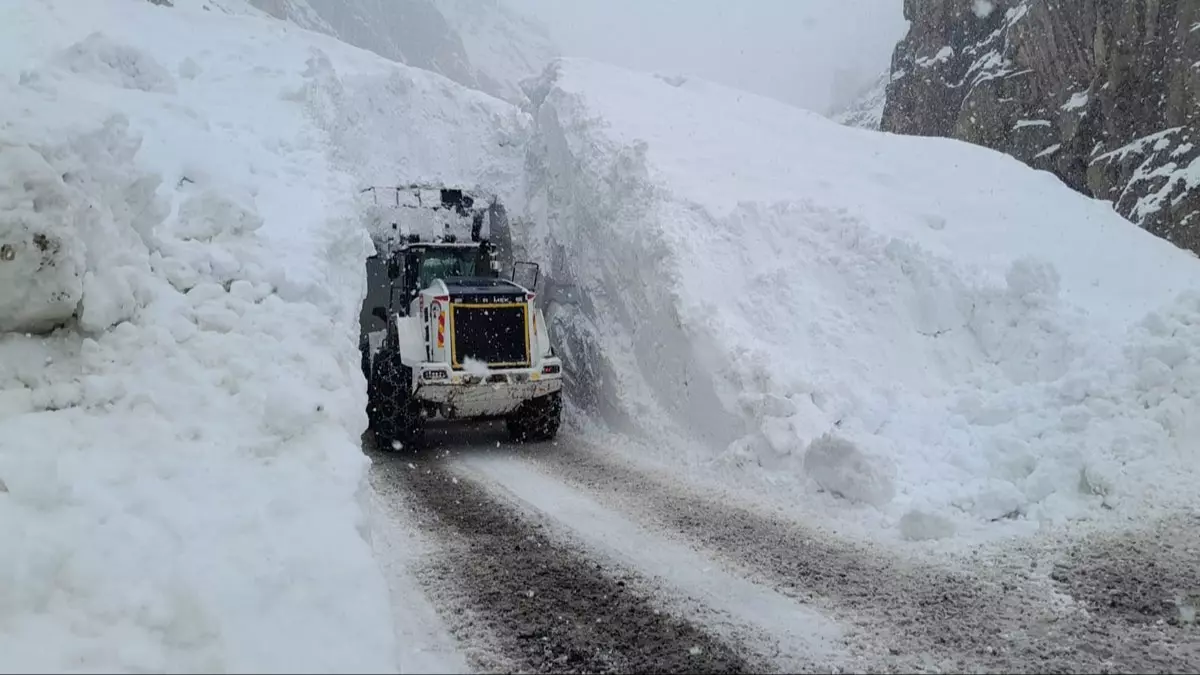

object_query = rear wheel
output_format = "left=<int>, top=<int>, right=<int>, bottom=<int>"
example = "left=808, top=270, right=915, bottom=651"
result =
left=368, top=350, right=425, bottom=451
left=507, top=391, right=562, bottom=443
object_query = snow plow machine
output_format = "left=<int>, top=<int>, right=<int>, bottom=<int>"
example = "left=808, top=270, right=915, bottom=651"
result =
left=359, top=184, right=563, bottom=451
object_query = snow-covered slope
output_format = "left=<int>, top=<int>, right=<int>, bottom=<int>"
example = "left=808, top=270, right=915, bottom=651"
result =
left=523, top=59, right=1200, bottom=543
left=832, top=70, right=889, bottom=130
left=0, top=0, right=526, bottom=670
left=434, top=0, right=558, bottom=104
left=249, top=0, right=558, bottom=104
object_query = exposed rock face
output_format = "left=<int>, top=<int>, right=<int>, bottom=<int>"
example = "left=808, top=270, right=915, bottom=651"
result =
left=882, top=0, right=1200, bottom=254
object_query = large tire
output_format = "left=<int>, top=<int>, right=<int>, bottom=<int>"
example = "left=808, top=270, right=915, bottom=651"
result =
left=368, top=350, right=425, bottom=451
left=506, top=390, right=562, bottom=443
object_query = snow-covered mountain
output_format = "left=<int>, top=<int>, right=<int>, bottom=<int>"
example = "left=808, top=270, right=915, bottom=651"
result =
left=5, top=0, right=1200, bottom=670
left=433, top=0, right=559, bottom=103
left=249, top=0, right=558, bottom=104
left=881, top=0, right=1200, bottom=255
left=831, top=70, right=889, bottom=130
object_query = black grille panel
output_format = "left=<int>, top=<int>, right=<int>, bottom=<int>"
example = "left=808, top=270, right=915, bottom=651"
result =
left=450, top=303, right=529, bottom=369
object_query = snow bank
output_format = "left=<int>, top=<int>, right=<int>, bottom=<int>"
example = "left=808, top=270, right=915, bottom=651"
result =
left=522, top=59, right=1200, bottom=542
left=0, top=1, right=406, bottom=670
left=294, top=44, right=529, bottom=207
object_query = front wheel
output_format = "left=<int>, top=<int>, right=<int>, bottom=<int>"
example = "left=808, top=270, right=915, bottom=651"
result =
left=506, top=391, right=562, bottom=443
left=368, top=351, right=425, bottom=451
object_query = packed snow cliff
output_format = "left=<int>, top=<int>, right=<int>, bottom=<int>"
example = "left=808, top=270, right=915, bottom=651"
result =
left=0, top=0, right=531, bottom=670
left=522, top=59, right=1200, bottom=543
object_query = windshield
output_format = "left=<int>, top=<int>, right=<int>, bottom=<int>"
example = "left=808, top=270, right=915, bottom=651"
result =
left=414, top=248, right=480, bottom=289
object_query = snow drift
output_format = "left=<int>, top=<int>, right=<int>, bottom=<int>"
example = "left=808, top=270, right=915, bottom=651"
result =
left=522, top=59, right=1200, bottom=541
left=0, top=0, right=527, bottom=669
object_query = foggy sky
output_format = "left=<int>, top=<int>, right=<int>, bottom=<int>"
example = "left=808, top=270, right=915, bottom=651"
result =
left=503, top=0, right=908, bottom=116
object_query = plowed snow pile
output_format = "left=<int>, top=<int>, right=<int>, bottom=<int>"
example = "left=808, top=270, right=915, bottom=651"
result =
left=0, top=0, right=520, bottom=670
left=523, top=59, right=1200, bottom=543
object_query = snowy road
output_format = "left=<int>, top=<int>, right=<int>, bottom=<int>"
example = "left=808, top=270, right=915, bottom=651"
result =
left=367, top=427, right=1200, bottom=674
left=367, top=429, right=761, bottom=674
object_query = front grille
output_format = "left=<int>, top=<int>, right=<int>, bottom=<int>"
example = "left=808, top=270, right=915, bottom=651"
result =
left=450, top=302, right=529, bottom=369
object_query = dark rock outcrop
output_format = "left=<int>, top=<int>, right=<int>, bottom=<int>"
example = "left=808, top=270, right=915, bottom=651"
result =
left=882, top=0, right=1200, bottom=253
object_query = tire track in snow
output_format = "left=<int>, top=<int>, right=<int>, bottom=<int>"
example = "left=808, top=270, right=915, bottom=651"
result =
left=503, top=438, right=1199, bottom=674
left=449, top=451, right=849, bottom=673
left=366, top=434, right=756, bottom=674
left=366, top=454, right=474, bottom=675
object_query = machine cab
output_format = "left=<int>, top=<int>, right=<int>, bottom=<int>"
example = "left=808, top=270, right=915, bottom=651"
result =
left=390, top=240, right=500, bottom=315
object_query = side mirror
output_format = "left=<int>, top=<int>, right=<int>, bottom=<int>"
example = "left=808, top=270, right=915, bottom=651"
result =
left=512, top=261, right=540, bottom=290
left=371, top=307, right=389, bottom=322
left=386, top=257, right=400, bottom=280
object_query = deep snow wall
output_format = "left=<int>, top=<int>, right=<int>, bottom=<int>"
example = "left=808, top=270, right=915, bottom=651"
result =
left=521, top=69, right=742, bottom=449
left=0, top=0, right=546, bottom=668
left=295, top=46, right=530, bottom=208
left=522, top=58, right=1200, bottom=544
left=0, top=1, right=430, bottom=670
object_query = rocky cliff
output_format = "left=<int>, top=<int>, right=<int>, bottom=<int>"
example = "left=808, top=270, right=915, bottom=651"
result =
left=881, top=0, right=1200, bottom=254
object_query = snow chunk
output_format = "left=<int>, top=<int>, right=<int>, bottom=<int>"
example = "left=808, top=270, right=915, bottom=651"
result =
left=52, top=32, right=177, bottom=94
left=462, top=356, right=491, bottom=376
left=803, top=433, right=896, bottom=508
left=1005, top=257, right=1060, bottom=299
left=898, top=510, right=956, bottom=541
left=0, top=144, right=86, bottom=332
left=0, top=115, right=163, bottom=334
left=174, top=188, right=263, bottom=241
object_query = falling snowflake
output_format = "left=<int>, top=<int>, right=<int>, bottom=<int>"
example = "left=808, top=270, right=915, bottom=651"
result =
left=972, top=0, right=995, bottom=18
